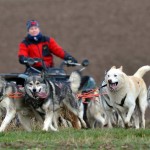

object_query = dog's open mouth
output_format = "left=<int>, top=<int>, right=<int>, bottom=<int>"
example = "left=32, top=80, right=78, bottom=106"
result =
left=108, top=82, right=118, bottom=91
left=35, top=92, right=49, bottom=99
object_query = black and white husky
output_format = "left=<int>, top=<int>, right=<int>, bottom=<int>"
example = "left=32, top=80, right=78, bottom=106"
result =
left=24, top=71, right=87, bottom=131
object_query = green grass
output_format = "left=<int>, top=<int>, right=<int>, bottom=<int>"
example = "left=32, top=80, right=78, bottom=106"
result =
left=0, top=128, right=150, bottom=150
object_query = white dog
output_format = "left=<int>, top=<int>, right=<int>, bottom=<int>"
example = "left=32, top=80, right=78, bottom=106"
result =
left=105, top=65, right=150, bottom=129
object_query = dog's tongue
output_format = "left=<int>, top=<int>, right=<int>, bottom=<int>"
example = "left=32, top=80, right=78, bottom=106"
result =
left=36, top=92, right=48, bottom=99
left=109, top=83, right=117, bottom=90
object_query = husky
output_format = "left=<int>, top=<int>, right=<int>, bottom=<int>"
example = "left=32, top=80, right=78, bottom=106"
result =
left=86, top=88, right=106, bottom=128
left=0, top=77, right=42, bottom=132
left=104, top=65, right=150, bottom=129
left=86, top=81, right=122, bottom=129
left=0, top=77, right=17, bottom=132
left=24, top=71, right=87, bottom=131
left=100, top=81, right=124, bottom=128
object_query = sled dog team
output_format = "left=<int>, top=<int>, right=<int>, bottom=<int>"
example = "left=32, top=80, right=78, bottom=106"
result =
left=0, top=65, right=150, bottom=132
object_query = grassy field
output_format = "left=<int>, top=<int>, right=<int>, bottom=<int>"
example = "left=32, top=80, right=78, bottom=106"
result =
left=0, top=127, right=150, bottom=150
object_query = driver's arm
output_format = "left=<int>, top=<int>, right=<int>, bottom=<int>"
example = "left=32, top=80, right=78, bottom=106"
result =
left=18, top=42, right=29, bottom=64
left=49, top=38, right=77, bottom=63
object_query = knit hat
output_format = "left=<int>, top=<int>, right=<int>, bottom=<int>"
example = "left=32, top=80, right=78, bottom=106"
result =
left=26, top=20, right=39, bottom=30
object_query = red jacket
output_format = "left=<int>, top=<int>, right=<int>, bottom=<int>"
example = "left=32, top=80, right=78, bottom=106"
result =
left=18, top=36, right=66, bottom=68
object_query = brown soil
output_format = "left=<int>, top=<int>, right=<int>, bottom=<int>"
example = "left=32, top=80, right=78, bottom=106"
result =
left=0, top=0, right=149, bottom=119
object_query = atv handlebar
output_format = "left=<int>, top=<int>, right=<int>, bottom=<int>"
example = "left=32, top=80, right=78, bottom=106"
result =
left=23, top=57, right=90, bottom=74
left=24, top=57, right=89, bottom=68
left=65, top=59, right=89, bottom=67
left=23, top=57, right=41, bottom=66
left=59, top=59, right=89, bottom=68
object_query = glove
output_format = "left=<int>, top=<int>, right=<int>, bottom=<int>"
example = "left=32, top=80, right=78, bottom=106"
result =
left=67, top=56, right=78, bottom=63
left=19, top=56, right=35, bottom=66
left=64, top=54, right=78, bottom=64
left=19, top=55, right=28, bottom=64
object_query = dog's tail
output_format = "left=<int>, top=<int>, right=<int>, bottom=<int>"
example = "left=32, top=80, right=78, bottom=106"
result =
left=133, top=65, right=150, bottom=78
left=69, top=71, right=81, bottom=93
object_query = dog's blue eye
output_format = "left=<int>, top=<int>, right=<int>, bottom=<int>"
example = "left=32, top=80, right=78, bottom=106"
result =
left=114, top=75, right=117, bottom=77
left=108, top=75, right=110, bottom=77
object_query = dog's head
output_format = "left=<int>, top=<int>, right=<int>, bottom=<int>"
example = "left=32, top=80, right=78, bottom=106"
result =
left=68, top=71, right=81, bottom=93
left=25, top=75, right=49, bottom=99
left=105, top=66, right=125, bottom=92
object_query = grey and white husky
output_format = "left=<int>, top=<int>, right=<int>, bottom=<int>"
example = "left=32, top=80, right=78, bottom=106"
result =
left=24, top=71, right=87, bottom=131
left=0, top=77, right=18, bottom=132
left=0, top=77, right=39, bottom=132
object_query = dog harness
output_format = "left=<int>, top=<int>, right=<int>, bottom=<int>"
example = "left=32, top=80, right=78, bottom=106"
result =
left=54, top=81, right=78, bottom=109
left=115, top=94, right=127, bottom=107
left=0, top=82, right=22, bottom=102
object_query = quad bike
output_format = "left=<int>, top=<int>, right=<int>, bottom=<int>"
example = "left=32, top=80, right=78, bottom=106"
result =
left=0, top=58, right=97, bottom=127
left=0, top=58, right=96, bottom=92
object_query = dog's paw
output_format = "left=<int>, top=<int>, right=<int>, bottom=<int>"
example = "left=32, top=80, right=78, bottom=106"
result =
left=42, top=126, right=58, bottom=132
left=0, top=128, right=5, bottom=132
left=125, top=123, right=132, bottom=129
left=42, top=127, right=49, bottom=132
left=81, top=121, right=87, bottom=129
left=50, top=127, right=58, bottom=132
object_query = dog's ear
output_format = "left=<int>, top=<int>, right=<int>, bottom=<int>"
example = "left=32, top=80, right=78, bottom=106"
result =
left=0, top=76, right=3, bottom=81
left=0, top=76, right=6, bottom=84
left=36, top=74, right=45, bottom=83
left=40, top=71, right=45, bottom=79
left=119, top=66, right=123, bottom=71
left=25, top=76, right=29, bottom=82
left=41, top=72, right=47, bottom=83
left=111, top=66, right=116, bottom=69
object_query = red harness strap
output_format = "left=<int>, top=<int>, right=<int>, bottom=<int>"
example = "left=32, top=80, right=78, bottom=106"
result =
left=77, top=88, right=100, bottom=103
left=8, top=92, right=24, bottom=99
left=76, top=88, right=108, bottom=103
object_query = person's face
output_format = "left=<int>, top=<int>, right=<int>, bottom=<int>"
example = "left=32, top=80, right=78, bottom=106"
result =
left=28, top=26, right=40, bottom=36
